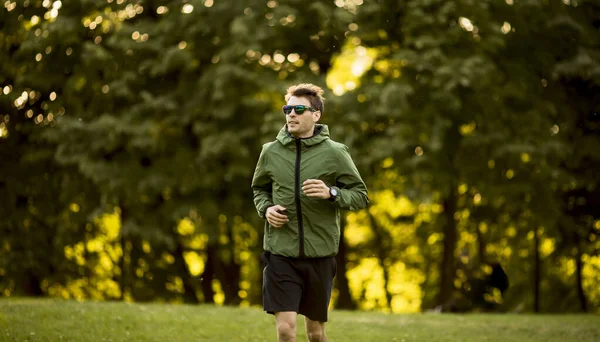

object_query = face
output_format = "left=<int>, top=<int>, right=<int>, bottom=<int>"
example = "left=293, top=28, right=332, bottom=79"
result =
left=285, top=96, right=321, bottom=138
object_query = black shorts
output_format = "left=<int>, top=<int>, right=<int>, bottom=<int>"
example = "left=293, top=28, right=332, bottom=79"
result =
left=262, top=252, right=337, bottom=322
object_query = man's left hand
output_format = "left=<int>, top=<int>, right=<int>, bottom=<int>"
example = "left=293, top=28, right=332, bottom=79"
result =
left=302, top=179, right=330, bottom=199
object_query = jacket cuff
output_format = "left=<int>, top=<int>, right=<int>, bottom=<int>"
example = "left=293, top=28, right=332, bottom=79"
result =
left=259, top=204, right=273, bottom=218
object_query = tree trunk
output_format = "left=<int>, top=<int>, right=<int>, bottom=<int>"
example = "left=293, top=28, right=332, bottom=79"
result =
left=335, top=215, right=357, bottom=310
left=129, top=238, right=140, bottom=300
left=118, top=205, right=128, bottom=301
left=475, top=222, right=487, bottom=266
left=215, top=221, right=241, bottom=305
left=575, top=238, right=588, bottom=312
left=435, top=120, right=462, bottom=311
left=20, top=272, right=44, bottom=296
left=200, top=244, right=216, bottom=304
left=533, top=227, right=541, bottom=313
left=216, top=255, right=241, bottom=305
left=436, top=185, right=458, bottom=309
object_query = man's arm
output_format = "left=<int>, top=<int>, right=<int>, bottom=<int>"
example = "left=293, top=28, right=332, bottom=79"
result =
left=251, top=144, right=274, bottom=218
left=331, top=145, right=369, bottom=210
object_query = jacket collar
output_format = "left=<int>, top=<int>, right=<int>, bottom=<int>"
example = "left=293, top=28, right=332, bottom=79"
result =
left=276, top=124, right=330, bottom=147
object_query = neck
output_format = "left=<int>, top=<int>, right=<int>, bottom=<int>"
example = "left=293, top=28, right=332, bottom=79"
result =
left=290, top=126, right=315, bottom=139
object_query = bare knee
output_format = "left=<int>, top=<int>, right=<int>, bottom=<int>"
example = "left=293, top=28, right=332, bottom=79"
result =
left=307, top=329, right=325, bottom=342
left=306, top=322, right=327, bottom=342
left=276, top=319, right=296, bottom=341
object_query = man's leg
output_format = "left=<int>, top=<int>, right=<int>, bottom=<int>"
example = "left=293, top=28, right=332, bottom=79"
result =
left=263, top=253, right=303, bottom=341
left=275, top=311, right=298, bottom=342
left=305, top=317, right=328, bottom=342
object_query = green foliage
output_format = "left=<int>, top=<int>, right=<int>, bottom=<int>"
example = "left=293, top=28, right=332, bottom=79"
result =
left=1, top=0, right=598, bottom=313
left=331, top=0, right=600, bottom=311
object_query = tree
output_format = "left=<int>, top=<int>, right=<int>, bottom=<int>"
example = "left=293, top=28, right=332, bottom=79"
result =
left=342, top=0, right=597, bottom=311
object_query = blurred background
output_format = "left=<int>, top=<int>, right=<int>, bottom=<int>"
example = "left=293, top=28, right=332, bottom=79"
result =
left=1, top=0, right=599, bottom=314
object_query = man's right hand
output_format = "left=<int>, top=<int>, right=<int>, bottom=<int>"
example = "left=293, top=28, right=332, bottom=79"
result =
left=265, top=205, right=288, bottom=228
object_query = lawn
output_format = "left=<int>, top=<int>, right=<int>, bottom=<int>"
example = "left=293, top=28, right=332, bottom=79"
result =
left=0, top=298, right=598, bottom=341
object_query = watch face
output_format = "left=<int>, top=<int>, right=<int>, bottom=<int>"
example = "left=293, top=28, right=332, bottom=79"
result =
left=331, top=188, right=338, bottom=196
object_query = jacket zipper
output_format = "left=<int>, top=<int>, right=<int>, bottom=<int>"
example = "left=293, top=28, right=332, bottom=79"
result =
left=295, top=139, right=305, bottom=258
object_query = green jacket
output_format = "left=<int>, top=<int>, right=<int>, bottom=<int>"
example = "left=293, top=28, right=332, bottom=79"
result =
left=252, top=124, right=369, bottom=258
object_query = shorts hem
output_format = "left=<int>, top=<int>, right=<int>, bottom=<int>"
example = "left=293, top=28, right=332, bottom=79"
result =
left=265, top=308, right=299, bottom=315
left=264, top=309, right=328, bottom=323
left=300, top=311, right=328, bottom=323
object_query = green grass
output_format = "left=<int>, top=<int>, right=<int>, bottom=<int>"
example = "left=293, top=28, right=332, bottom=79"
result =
left=0, top=298, right=598, bottom=341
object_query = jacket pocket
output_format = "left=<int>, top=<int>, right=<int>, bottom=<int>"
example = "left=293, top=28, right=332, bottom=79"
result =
left=264, top=221, right=272, bottom=248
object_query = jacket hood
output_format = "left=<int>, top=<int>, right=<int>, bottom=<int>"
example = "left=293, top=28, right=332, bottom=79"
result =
left=276, top=124, right=330, bottom=147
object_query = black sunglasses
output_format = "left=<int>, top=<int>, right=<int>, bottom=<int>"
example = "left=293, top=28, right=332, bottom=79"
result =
left=282, top=105, right=317, bottom=115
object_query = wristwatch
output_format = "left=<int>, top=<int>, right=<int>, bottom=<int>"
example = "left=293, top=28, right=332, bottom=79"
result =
left=328, top=186, right=339, bottom=202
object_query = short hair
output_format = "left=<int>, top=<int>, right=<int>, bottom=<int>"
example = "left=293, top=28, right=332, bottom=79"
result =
left=285, top=83, right=325, bottom=115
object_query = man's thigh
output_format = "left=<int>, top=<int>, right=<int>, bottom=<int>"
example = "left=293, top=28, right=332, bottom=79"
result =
left=262, top=252, right=303, bottom=313
left=298, top=256, right=336, bottom=322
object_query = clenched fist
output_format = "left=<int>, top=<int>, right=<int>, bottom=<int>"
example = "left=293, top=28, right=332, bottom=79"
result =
left=266, top=205, right=288, bottom=228
left=302, top=179, right=331, bottom=199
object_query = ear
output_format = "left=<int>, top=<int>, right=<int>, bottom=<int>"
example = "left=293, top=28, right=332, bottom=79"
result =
left=312, top=111, right=321, bottom=123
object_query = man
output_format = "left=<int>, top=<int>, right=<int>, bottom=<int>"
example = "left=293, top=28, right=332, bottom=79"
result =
left=252, top=83, right=369, bottom=342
